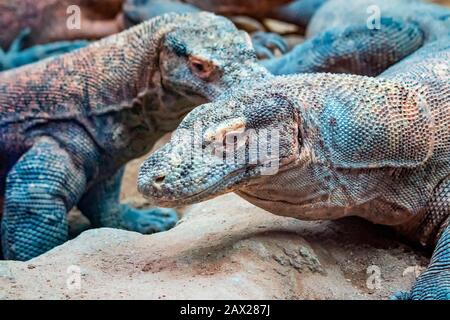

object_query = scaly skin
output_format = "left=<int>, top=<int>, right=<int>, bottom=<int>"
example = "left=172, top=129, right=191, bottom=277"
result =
left=138, top=37, right=450, bottom=299
left=123, top=0, right=289, bottom=59
left=263, top=0, right=450, bottom=76
left=0, top=12, right=269, bottom=261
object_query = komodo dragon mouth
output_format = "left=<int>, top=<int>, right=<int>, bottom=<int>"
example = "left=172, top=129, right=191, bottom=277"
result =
left=235, top=188, right=330, bottom=217
left=143, top=153, right=300, bottom=207
left=146, top=164, right=259, bottom=207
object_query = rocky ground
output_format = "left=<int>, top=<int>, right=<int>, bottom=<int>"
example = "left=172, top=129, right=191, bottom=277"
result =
left=0, top=193, right=430, bottom=299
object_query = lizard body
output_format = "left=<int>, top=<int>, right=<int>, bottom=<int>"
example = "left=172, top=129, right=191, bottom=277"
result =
left=138, top=36, right=450, bottom=299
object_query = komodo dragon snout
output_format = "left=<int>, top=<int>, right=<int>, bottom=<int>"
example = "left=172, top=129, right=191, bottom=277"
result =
left=138, top=88, right=300, bottom=206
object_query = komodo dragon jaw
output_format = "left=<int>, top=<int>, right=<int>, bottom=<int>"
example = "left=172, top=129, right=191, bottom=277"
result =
left=138, top=89, right=301, bottom=206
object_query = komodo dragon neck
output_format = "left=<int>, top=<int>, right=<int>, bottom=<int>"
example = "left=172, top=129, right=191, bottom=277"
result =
left=1, top=13, right=191, bottom=114
left=0, top=14, right=190, bottom=158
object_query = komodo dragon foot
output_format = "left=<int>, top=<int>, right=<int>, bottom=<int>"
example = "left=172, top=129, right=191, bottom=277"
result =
left=251, top=31, right=289, bottom=59
left=119, top=205, right=178, bottom=234
left=393, top=218, right=450, bottom=300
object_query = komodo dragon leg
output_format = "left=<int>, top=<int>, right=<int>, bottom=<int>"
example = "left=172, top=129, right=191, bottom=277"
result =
left=77, top=167, right=178, bottom=235
left=410, top=219, right=450, bottom=299
left=1, top=137, right=87, bottom=261
left=262, top=18, right=424, bottom=76
left=394, top=177, right=450, bottom=300
left=251, top=31, right=289, bottom=59
left=0, top=29, right=88, bottom=71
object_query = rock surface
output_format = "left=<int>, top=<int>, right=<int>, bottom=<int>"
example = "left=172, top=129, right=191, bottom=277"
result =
left=0, top=194, right=429, bottom=300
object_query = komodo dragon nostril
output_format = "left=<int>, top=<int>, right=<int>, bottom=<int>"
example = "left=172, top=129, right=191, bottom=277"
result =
left=152, top=175, right=166, bottom=190
left=155, top=175, right=166, bottom=184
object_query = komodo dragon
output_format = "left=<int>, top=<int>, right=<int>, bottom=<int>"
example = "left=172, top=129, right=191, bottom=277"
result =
left=138, top=37, right=450, bottom=299
left=263, top=0, right=450, bottom=76
left=0, top=12, right=268, bottom=260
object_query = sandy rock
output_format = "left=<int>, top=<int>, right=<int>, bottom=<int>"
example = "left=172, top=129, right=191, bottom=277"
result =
left=0, top=194, right=429, bottom=300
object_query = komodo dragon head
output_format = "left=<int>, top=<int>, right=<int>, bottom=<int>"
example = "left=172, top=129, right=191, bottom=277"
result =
left=130, top=12, right=270, bottom=131
left=156, top=12, right=267, bottom=102
left=138, top=78, right=301, bottom=210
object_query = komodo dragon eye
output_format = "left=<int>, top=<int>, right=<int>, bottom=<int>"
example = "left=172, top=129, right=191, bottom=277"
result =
left=188, top=56, right=217, bottom=81
left=204, top=120, right=247, bottom=155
